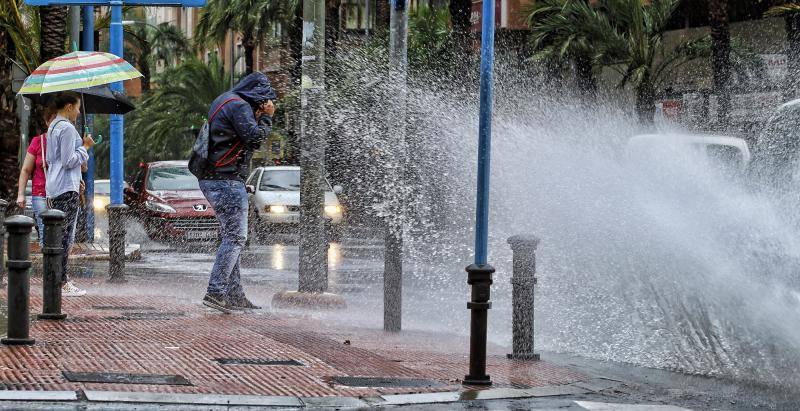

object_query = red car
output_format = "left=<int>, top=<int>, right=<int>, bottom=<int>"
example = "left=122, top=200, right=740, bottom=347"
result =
left=125, top=160, right=218, bottom=242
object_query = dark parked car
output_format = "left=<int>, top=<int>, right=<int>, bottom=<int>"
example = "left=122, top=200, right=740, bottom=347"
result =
left=125, top=160, right=218, bottom=242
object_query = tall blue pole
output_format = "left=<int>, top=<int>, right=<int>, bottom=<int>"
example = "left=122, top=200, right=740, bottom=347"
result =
left=474, top=0, right=495, bottom=267
left=109, top=2, right=124, bottom=205
left=464, top=0, right=496, bottom=387
left=82, top=5, right=95, bottom=242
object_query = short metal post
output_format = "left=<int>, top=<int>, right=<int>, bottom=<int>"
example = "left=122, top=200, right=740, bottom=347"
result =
left=2, top=215, right=35, bottom=345
left=464, top=263, right=494, bottom=386
left=107, top=204, right=128, bottom=283
left=38, top=210, right=67, bottom=321
left=0, top=199, right=8, bottom=286
left=507, top=235, right=540, bottom=360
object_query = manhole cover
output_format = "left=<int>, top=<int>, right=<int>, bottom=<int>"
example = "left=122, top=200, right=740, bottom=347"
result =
left=330, top=376, right=444, bottom=388
left=215, top=358, right=305, bottom=366
left=105, top=311, right=186, bottom=320
left=92, top=305, right=157, bottom=311
left=62, top=371, right=192, bottom=386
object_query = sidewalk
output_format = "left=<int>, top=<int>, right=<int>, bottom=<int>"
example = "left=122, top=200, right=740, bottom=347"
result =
left=0, top=276, right=619, bottom=408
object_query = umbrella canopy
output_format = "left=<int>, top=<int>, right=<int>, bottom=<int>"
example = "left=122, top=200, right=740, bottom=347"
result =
left=18, top=51, right=141, bottom=95
left=25, top=85, right=136, bottom=115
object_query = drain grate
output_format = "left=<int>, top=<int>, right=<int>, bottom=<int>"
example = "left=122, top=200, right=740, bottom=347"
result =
left=215, top=358, right=305, bottom=366
left=105, top=311, right=186, bottom=320
left=92, top=305, right=157, bottom=311
left=62, top=371, right=192, bottom=386
left=330, top=376, right=444, bottom=388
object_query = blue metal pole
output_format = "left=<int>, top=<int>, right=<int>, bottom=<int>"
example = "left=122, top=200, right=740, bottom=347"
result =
left=109, top=2, right=124, bottom=205
left=474, top=0, right=495, bottom=266
left=464, top=0, right=496, bottom=387
left=82, top=5, right=95, bottom=242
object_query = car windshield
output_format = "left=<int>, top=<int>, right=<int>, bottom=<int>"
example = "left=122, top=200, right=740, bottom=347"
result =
left=95, top=181, right=110, bottom=195
left=147, top=166, right=199, bottom=191
left=259, top=170, right=332, bottom=191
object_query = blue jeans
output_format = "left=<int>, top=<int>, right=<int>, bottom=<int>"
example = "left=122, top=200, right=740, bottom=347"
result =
left=31, top=196, right=47, bottom=246
left=199, top=179, right=248, bottom=299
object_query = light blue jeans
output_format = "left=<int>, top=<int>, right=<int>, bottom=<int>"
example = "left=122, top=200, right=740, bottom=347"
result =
left=199, top=179, right=248, bottom=299
left=31, top=195, right=47, bottom=246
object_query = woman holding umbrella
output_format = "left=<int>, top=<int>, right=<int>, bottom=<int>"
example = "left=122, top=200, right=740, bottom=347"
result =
left=16, top=105, right=57, bottom=245
left=46, top=91, right=94, bottom=297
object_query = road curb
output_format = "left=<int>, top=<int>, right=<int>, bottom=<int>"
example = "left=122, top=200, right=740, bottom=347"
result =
left=0, top=381, right=623, bottom=408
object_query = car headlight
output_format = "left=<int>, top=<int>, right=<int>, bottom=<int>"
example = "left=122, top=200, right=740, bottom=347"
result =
left=324, top=205, right=342, bottom=215
left=93, top=197, right=110, bottom=211
left=145, top=200, right=177, bottom=214
left=269, top=205, right=287, bottom=213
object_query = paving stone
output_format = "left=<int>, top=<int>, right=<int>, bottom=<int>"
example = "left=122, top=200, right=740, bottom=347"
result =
left=0, top=391, right=77, bottom=401
left=526, top=385, right=590, bottom=397
left=84, top=391, right=303, bottom=407
left=300, top=396, right=370, bottom=408
left=575, top=401, right=692, bottom=411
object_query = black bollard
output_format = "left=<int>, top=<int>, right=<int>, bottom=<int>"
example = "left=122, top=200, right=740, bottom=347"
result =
left=106, top=204, right=128, bottom=283
left=507, top=235, right=540, bottom=361
left=2, top=215, right=35, bottom=345
left=464, top=263, right=494, bottom=386
left=38, top=210, right=67, bottom=321
left=0, top=199, right=7, bottom=286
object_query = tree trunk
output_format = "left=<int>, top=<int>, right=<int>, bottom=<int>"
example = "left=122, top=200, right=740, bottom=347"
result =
left=39, top=6, right=69, bottom=61
left=449, top=0, right=472, bottom=53
left=376, top=0, right=390, bottom=31
left=140, top=59, right=151, bottom=93
left=573, top=54, right=596, bottom=100
left=785, top=6, right=800, bottom=101
left=0, top=30, right=20, bottom=203
left=288, top=0, right=303, bottom=86
left=636, top=75, right=656, bottom=125
left=243, top=33, right=256, bottom=75
left=709, top=0, right=731, bottom=128
left=326, top=0, right=341, bottom=59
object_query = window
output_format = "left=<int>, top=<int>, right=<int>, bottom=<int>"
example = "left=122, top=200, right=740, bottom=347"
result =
left=146, top=166, right=200, bottom=191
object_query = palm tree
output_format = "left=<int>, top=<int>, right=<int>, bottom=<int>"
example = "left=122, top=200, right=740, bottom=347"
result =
left=709, top=0, right=731, bottom=127
left=766, top=2, right=800, bottom=100
left=124, top=22, right=190, bottom=92
left=528, top=0, right=716, bottom=124
left=526, top=0, right=598, bottom=98
left=0, top=0, right=39, bottom=202
left=124, top=56, right=230, bottom=168
left=195, top=0, right=281, bottom=75
left=39, top=6, right=68, bottom=61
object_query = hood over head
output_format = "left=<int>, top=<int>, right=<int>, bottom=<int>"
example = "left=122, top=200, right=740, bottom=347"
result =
left=231, top=72, right=277, bottom=106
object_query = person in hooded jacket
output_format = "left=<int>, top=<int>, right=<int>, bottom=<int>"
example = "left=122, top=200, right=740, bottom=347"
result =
left=200, top=72, right=276, bottom=313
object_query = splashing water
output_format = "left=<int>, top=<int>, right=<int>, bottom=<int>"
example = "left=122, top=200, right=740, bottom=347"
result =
left=342, top=75, right=800, bottom=388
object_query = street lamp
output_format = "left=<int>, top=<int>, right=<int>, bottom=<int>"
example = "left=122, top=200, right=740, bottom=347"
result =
left=464, top=0, right=497, bottom=386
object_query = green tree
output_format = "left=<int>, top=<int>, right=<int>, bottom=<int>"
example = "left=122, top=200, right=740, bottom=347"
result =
left=528, top=0, right=718, bottom=124
left=39, top=6, right=67, bottom=61
left=0, top=1, right=39, bottom=202
left=766, top=2, right=800, bottom=100
left=195, top=0, right=281, bottom=75
left=124, top=22, right=190, bottom=92
left=111, top=56, right=230, bottom=174
left=709, top=0, right=731, bottom=126
left=526, top=0, right=598, bottom=98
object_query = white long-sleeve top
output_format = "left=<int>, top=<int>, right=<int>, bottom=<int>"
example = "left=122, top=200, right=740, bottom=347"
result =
left=45, top=115, right=88, bottom=198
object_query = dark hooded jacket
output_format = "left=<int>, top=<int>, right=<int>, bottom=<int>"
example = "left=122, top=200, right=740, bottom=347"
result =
left=205, top=72, right=277, bottom=181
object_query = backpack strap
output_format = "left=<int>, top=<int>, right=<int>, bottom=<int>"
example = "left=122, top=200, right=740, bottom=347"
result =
left=207, top=97, right=246, bottom=168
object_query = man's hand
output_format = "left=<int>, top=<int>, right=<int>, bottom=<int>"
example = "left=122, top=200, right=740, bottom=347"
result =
left=246, top=185, right=255, bottom=194
left=258, top=100, right=275, bottom=118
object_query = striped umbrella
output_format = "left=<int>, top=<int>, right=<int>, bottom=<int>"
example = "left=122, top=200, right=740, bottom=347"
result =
left=18, top=51, right=141, bottom=95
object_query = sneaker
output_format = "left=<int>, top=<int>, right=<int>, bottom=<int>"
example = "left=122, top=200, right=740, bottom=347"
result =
left=202, top=293, right=233, bottom=314
left=229, top=295, right=262, bottom=311
left=62, top=281, right=87, bottom=297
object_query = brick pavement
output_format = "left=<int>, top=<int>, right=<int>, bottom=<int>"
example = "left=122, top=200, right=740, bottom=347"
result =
left=0, top=278, right=586, bottom=398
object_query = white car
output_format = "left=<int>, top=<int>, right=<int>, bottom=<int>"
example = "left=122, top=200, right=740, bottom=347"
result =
left=247, top=166, right=344, bottom=226
left=626, top=133, right=751, bottom=171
